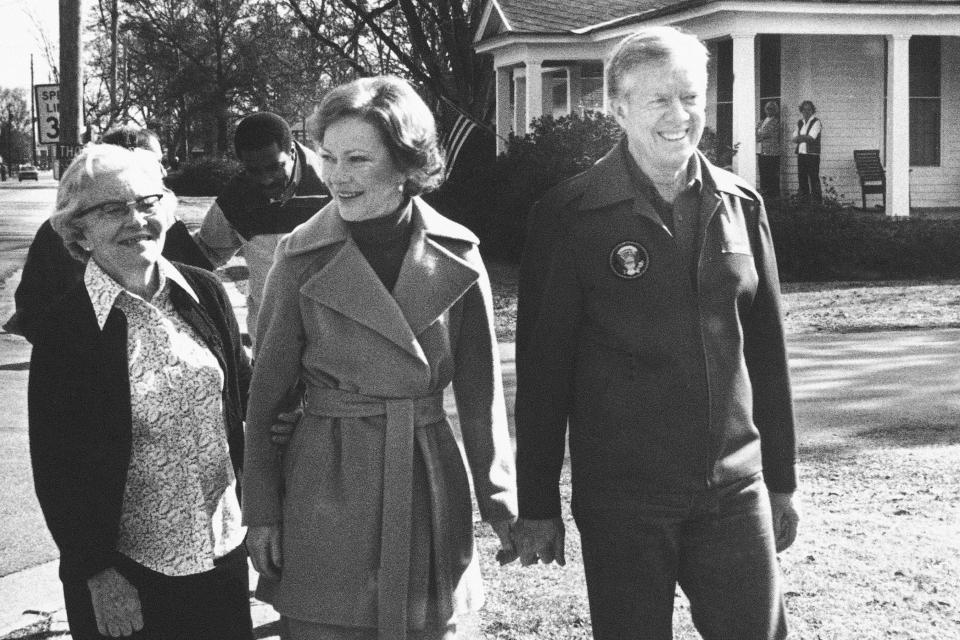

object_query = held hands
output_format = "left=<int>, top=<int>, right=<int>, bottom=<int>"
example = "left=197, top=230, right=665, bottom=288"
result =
left=247, top=524, right=283, bottom=580
left=491, top=520, right=519, bottom=565
left=87, top=567, right=143, bottom=637
left=514, top=517, right=565, bottom=567
left=769, top=491, right=800, bottom=552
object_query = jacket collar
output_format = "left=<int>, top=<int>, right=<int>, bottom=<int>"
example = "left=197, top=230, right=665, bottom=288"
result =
left=294, top=197, right=480, bottom=365
left=578, top=142, right=757, bottom=211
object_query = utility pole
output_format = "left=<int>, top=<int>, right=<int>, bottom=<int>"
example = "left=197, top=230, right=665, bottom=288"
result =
left=59, top=0, right=84, bottom=174
left=30, top=55, right=37, bottom=165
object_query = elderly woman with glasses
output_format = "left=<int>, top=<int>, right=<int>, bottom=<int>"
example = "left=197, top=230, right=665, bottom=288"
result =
left=28, top=144, right=253, bottom=639
left=242, top=76, right=518, bottom=640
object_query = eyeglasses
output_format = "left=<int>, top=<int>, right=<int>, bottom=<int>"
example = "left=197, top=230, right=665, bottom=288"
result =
left=77, top=193, right=165, bottom=219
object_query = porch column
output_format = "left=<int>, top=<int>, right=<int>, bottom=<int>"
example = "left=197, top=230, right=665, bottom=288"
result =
left=886, top=34, right=910, bottom=217
left=568, top=66, right=582, bottom=116
left=731, top=32, right=757, bottom=185
left=495, top=65, right=512, bottom=154
left=524, top=59, right=543, bottom=133
left=602, top=60, right=610, bottom=115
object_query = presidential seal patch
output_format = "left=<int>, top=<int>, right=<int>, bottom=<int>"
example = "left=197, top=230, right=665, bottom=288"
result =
left=609, top=241, right=649, bottom=279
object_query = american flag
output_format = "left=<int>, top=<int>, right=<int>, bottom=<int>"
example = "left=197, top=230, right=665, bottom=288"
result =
left=441, top=113, right=478, bottom=178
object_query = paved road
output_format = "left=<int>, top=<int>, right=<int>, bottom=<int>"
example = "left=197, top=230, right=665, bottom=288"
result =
left=0, top=177, right=60, bottom=577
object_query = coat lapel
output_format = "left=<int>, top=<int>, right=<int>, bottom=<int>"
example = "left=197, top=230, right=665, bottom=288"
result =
left=579, top=142, right=671, bottom=234
left=392, top=200, right=480, bottom=337
left=301, top=237, right=426, bottom=363
left=290, top=198, right=480, bottom=364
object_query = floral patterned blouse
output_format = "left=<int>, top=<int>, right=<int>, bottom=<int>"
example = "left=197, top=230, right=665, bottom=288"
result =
left=85, top=258, right=246, bottom=576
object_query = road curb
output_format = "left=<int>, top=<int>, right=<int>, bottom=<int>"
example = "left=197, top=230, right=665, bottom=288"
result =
left=0, top=560, right=65, bottom=639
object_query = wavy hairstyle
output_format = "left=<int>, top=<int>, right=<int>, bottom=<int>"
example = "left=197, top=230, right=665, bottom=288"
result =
left=310, top=75, right=445, bottom=196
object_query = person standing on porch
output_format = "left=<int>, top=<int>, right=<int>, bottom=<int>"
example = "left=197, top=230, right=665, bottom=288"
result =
left=791, top=100, right=822, bottom=203
left=756, top=100, right=782, bottom=201
left=513, top=26, right=799, bottom=640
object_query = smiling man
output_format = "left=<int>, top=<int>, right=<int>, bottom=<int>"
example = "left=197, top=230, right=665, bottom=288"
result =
left=514, top=27, right=799, bottom=639
left=195, top=112, right=328, bottom=352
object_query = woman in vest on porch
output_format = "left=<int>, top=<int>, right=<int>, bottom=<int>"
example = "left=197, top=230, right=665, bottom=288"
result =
left=242, top=75, right=518, bottom=640
left=791, top=100, right=822, bottom=203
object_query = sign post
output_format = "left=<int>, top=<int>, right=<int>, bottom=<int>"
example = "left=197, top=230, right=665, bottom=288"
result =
left=34, top=84, right=61, bottom=177
left=34, top=84, right=60, bottom=145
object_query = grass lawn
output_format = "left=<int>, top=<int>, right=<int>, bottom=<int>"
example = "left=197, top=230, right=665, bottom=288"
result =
left=474, top=260, right=960, bottom=639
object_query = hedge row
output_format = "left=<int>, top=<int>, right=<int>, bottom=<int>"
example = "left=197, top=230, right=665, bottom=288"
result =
left=770, top=206, right=960, bottom=282
left=164, top=156, right=241, bottom=196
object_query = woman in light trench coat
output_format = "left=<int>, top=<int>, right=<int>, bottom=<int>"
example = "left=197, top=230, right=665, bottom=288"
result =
left=242, top=76, right=518, bottom=640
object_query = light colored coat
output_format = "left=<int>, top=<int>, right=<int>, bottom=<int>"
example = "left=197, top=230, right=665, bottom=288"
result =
left=242, top=198, right=517, bottom=638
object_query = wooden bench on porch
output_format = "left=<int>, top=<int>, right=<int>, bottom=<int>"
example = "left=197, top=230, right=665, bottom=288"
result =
left=853, top=149, right=886, bottom=210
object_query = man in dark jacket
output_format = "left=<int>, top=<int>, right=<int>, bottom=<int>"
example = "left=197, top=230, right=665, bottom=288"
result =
left=513, top=26, right=799, bottom=640
left=194, top=112, right=329, bottom=352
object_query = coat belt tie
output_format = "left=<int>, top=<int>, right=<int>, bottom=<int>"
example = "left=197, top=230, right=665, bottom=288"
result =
left=304, top=387, right=446, bottom=640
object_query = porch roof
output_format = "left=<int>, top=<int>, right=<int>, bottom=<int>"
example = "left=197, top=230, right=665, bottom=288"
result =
left=488, top=0, right=960, bottom=36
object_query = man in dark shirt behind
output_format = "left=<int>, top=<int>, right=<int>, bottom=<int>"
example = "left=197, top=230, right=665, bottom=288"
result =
left=194, top=112, right=328, bottom=353
left=513, top=26, right=799, bottom=640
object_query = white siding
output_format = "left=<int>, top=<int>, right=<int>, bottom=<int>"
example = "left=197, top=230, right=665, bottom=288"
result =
left=780, top=35, right=886, bottom=206
left=910, top=36, right=960, bottom=209
left=706, top=42, right=720, bottom=132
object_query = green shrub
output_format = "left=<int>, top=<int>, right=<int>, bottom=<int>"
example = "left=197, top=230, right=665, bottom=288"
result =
left=432, top=111, right=621, bottom=261
left=164, top=156, right=242, bottom=196
left=769, top=204, right=960, bottom=281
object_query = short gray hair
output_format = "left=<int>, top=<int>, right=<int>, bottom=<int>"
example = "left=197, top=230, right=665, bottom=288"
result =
left=50, top=144, right=174, bottom=261
left=606, top=26, right=709, bottom=102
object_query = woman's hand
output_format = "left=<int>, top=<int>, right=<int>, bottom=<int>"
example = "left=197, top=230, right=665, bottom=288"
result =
left=491, top=519, right=519, bottom=565
left=247, top=524, right=283, bottom=580
left=87, top=567, right=143, bottom=637
left=270, top=409, right=302, bottom=446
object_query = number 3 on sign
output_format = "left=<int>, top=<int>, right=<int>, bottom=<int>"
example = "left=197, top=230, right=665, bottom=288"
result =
left=40, top=116, right=60, bottom=144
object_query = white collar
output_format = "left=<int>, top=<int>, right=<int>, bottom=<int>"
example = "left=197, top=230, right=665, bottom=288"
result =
left=84, top=257, right=199, bottom=330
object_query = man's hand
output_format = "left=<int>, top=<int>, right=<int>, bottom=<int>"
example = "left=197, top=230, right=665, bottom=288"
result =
left=247, top=524, right=283, bottom=580
left=491, top=519, right=519, bottom=565
left=270, top=409, right=302, bottom=446
left=769, top=491, right=799, bottom=552
left=87, top=567, right=143, bottom=637
left=514, top=517, right=565, bottom=567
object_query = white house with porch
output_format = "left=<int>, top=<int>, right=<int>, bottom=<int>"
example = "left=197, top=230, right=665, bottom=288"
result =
left=473, top=0, right=960, bottom=216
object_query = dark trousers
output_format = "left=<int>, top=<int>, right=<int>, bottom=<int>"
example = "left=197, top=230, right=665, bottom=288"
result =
left=797, top=153, right=822, bottom=203
left=62, top=545, right=253, bottom=640
left=573, top=474, right=788, bottom=640
left=757, top=155, right=781, bottom=202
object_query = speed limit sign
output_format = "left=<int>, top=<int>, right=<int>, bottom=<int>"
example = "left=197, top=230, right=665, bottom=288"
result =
left=34, top=84, right=60, bottom=144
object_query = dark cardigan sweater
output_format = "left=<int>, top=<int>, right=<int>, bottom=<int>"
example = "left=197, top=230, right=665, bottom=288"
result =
left=28, top=263, right=251, bottom=582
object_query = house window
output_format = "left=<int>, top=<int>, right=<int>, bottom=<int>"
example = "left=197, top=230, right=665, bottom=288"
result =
left=549, top=71, right=569, bottom=118
left=909, top=36, right=940, bottom=167
left=580, top=63, right=604, bottom=113
left=758, top=35, right=781, bottom=119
